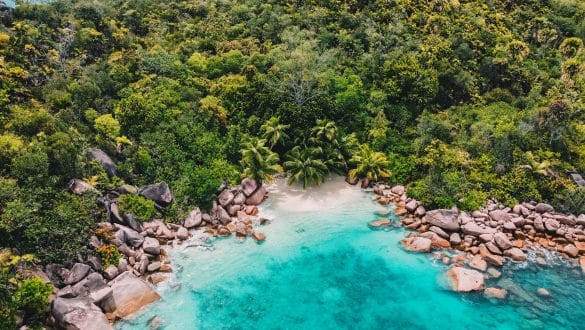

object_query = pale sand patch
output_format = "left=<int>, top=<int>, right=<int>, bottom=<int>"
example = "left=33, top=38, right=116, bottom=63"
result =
left=263, top=175, right=372, bottom=213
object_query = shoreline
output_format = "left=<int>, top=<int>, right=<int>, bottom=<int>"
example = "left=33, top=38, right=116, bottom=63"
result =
left=368, top=182, right=585, bottom=294
left=46, top=176, right=585, bottom=328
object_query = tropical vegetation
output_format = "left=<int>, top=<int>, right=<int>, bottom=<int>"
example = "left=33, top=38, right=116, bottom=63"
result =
left=0, top=0, right=584, bottom=327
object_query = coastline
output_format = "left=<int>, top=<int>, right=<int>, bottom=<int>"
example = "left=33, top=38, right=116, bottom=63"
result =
left=369, top=182, right=585, bottom=294
left=45, top=176, right=585, bottom=328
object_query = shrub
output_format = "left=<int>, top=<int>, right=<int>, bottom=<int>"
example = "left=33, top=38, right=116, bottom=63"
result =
left=117, top=194, right=155, bottom=221
left=96, top=244, right=121, bottom=269
left=13, top=278, right=53, bottom=325
left=459, top=189, right=489, bottom=211
left=554, top=187, right=585, bottom=215
left=94, top=114, right=121, bottom=139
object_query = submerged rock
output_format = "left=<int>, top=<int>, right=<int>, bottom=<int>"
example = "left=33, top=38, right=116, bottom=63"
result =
left=469, top=255, right=487, bottom=272
left=504, top=247, right=526, bottom=262
left=368, top=218, right=391, bottom=229
left=446, top=267, right=484, bottom=292
left=252, top=232, right=266, bottom=242
left=484, top=287, right=507, bottom=299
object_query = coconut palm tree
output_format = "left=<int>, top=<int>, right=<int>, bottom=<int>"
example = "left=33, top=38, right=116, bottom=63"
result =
left=260, top=116, right=290, bottom=149
left=348, top=144, right=391, bottom=187
left=311, top=119, right=337, bottom=143
left=284, top=146, right=329, bottom=188
left=240, top=138, right=283, bottom=185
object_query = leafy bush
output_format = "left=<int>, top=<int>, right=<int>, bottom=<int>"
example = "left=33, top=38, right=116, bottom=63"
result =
left=117, top=194, right=155, bottom=221
left=554, top=187, right=585, bottom=215
left=13, top=278, right=53, bottom=325
left=96, top=244, right=121, bottom=269
left=175, top=159, right=239, bottom=210
left=459, top=189, right=489, bottom=211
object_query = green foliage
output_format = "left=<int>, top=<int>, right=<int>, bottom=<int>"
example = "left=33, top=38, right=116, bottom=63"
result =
left=117, top=194, right=155, bottom=221
left=0, top=4, right=584, bottom=326
left=260, top=117, right=289, bottom=150
left=1, top=250, right=47, bottom=330
left=348, top=144, right=391, bottom=184
left=94, top=114, right=121, bottom=139
left=96, top=244, right=121, bottom=269
left=176, top=159, right=239, bottom=210
left=13, top=278, right=52, bottom=324
left=554, top=187, right=585, bottom=215
left=284, top=146, right=328, bottom=188
left=240, top=138, right=283, bottom=184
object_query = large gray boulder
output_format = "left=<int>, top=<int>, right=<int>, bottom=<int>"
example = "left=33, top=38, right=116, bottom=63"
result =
left=183, top=209, right=202, bottom=229
left=68, top=179, right=97, bottom=195
left=109, top=202, right=123, bottom=224
left=240, top=178, right=258, bottom=197
left=139, top=182, right=173, bottom=207
left=535, top=203, right=554, bottom=214
left=233, top=192, right=246, bottom=205
left=218, top=189, right=235, bottom=207
left=493, top=232, right=513, bottom=250
left=489, top=210, right=512, bottom=222
left=114, top=225, right=144, bottom=248
left=64, top=263, right=91, bottom=285
left=122, top=213, right=144, bottom=232
left=461, top=222, right=496, bottom=236
left=52, top=297, right=113, bottom=330
left=83, top=273, right=115, bottom=311
left=217, top=206, right=231, bottom=225
left=143, top=237, right=161, bottom=255
left=423, top=209, right=460, bottom=231
left=176, top=226, right=189, bottom=240
left=109, top=272, right=160, bottom=318
left=88, top=148, right=117, bottom=177
left=245, top=186, right=267, bottom=206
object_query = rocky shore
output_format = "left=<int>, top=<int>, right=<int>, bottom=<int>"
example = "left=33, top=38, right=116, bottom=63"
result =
left=369, top=183, right=585, bottom=297
left=40, top=149, right=271, bottom=329
left=32, top=163, right=585, bottom=328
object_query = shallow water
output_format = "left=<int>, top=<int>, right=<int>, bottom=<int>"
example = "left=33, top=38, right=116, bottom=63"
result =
left=117, top=177, right=585, bottom=330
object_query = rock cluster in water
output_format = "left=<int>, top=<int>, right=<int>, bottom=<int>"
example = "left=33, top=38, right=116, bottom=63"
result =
left=371, top=183, right=585, bottom=296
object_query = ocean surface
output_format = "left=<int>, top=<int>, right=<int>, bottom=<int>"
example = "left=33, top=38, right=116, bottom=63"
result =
left=117, top=177, right=585, bottom=330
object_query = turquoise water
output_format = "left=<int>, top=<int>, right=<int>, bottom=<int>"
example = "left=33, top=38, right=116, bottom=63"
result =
left=117, top=177, right=585, bottom=330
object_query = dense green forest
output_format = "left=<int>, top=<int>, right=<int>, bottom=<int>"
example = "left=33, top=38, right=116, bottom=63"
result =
left=0, top=0, right=584, bottom=327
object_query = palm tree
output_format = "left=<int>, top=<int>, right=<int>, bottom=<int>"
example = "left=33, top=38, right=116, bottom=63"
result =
left=284, top=146, right=329, bottom=188
left=260, top=116, right=290, bottom=149
left=348, top=144, right=391, bottom=187
left=240, top=138, right=283, bottom=185
left=311, top=119, right=337, bottom=143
